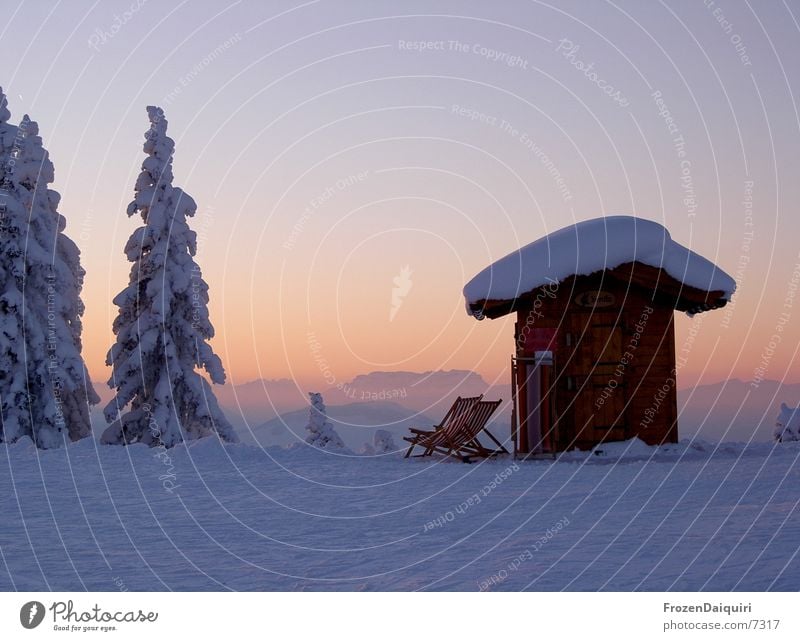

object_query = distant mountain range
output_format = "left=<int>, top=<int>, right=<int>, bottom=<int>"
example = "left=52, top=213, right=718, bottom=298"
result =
left=324, top=369, right=509, bottom=413
left=677, top=378, right=799, bottom=442
left=226, top=369, right=511, bottom=447
left=250, top=401, right=437, bottom=450
left=88, top=371, right=796, bottom=445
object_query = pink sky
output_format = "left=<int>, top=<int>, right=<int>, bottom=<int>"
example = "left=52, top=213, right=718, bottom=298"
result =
left=1, top=1, right=798, bottom=390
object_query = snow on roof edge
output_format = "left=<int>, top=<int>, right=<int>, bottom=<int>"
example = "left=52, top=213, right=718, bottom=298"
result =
left=463, top=216, right=736, bottom=319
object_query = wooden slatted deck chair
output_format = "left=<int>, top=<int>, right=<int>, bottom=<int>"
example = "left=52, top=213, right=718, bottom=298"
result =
left=427, top=399, right=506, bottom=461
left=403, top=395, right=482, bottom=458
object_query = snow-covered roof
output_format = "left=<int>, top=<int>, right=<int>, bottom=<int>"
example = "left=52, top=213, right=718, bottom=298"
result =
left=464, top=216, right=736, bottom=319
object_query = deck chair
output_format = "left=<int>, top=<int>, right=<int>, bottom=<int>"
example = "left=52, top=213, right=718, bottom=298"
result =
left=427, top=399, right=506, bottom=461
left=403, top=395, right=482, bottom=458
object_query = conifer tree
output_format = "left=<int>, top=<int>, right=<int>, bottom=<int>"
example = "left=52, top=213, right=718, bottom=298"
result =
left=0, top=89, right=98, bottom=447
left=102, top=106, right=237, bottom=447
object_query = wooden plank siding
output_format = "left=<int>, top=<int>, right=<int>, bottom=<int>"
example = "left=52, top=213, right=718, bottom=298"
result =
left=513, top=267, right=680, bottom=452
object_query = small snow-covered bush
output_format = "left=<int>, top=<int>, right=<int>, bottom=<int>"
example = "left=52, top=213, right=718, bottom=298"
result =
left=774, top=403, right=800, bottom=442
left=361, top=429, right=397, bottom=455
left=373, top=429, right=396, bottom=454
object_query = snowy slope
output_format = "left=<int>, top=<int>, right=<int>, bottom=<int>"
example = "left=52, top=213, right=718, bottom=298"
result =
left=1, top=436, right=798, bottom=591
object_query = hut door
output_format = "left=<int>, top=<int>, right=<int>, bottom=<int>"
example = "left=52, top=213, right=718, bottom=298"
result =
left=524, top=351, right=553, bottom=454
left=569, top=319, right=626, bottom=444
left=515, top=351, right=554, bottom=455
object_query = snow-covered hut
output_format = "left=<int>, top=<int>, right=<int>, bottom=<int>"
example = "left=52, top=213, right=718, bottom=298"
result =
left=463, top=216, right=735, bottom=455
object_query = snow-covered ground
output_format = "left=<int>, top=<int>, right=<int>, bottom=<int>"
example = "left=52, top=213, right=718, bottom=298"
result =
left=1, top=436, right=798, bottom=591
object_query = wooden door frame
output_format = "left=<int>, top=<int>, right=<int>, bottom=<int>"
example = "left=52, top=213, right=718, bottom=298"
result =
left=512, top=354, right=557, bottom=455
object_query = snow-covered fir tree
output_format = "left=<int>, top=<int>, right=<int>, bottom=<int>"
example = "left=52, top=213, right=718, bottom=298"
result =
left=102, top=106, right=237, bottom=447
left=0, top=89, right=98, bottom=448
left=304, top=392, right=346, bottom=450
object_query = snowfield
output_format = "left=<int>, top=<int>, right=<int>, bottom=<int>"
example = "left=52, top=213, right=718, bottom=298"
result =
left=1, top=436, right=798, bottom=591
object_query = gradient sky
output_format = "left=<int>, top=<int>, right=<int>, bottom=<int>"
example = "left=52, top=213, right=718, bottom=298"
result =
left=0, top=0, right=798, bottom=391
